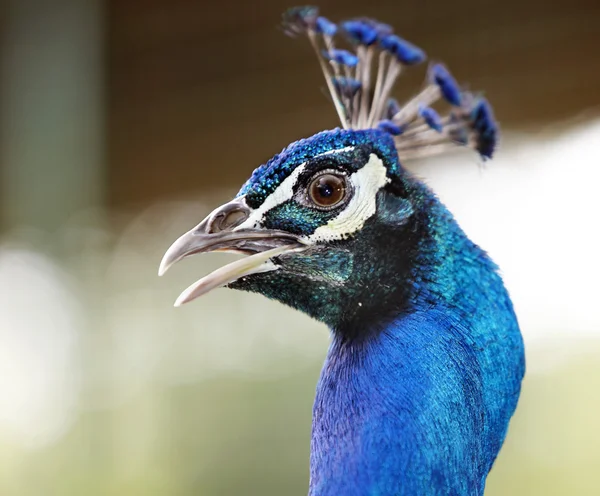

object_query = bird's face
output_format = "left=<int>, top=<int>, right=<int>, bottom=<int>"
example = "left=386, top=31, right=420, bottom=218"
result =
left=160, top=128, right=424, bottom=330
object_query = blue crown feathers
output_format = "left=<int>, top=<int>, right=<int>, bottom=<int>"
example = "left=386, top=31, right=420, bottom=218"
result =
left=282, top=6, right=498, bottom=160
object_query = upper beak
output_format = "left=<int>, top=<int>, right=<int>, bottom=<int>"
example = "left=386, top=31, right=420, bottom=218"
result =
left=159, top=196, right=305, bottom=306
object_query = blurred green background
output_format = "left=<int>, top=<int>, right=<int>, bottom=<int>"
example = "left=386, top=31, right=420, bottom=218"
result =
left=1, top=0, right=600, bottom=494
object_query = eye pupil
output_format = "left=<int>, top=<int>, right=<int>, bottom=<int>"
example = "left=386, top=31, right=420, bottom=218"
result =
left=308, top=174, right=347, bottom=208
left=318, top=183, right=334, bottom=197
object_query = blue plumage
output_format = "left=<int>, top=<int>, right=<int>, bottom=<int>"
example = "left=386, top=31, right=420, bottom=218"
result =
left=159, top=6, right=525, bottom=495
left=306, top=156, right=524, bottom=494
left=332, top=76, right=362, bottom=98
left=315, top=16, right=337, bottom=36
left=341, top=19, right=379, bottom=46
left=470, top=98, right=498, bottom=158
left=380, top=34, right=426, bottom=65
left=419, top=105, right=444, bottom=132
left=323, top=48, right=360, bottom=67
left=431, top=63, right=463, bottom=106
left=377, top=119, right=404, bottom=135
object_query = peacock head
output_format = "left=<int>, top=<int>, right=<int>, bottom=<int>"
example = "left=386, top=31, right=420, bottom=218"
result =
left=159, top=6, right=498, bottom=331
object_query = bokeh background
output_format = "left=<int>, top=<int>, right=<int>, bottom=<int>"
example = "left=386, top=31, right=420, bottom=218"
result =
left=1, top=0, right=600, bottom=494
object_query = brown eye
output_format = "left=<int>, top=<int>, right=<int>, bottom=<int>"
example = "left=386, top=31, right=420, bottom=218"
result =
left=308, top=173, right=347, bottom=208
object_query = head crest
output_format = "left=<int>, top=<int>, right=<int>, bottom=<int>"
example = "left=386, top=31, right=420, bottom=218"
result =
left=282, top=6, right=498, bottom=160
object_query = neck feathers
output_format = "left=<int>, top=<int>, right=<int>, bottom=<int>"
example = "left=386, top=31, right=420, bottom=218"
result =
left=310, top=189, right=525, bottom=495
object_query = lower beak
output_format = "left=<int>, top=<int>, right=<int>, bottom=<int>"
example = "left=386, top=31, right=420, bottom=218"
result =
left=158, top=197, right=305, bottom=306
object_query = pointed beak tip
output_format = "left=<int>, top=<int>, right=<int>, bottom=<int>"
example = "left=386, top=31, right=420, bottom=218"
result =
left=157, top=263, right=167, bottom=277
left=173, top=294, right=188, bottom=307
left=158, top=251, right=177, bottom=277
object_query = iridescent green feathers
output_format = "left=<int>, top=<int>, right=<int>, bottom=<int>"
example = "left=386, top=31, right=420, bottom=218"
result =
left=282, top=6, right=498, bottom=160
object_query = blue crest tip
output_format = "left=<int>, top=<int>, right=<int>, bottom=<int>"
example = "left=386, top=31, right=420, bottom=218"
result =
left=280, top=7, right=498, bottom=161
left=380, top=35, right=426, bottom=65
left=282, top=6, right=319, bottom=35
left=323, top=49, right=359, bottom=67
left=315, top=16, right=337, bottom=36
left=341, top=20, right=378, bottom=46
left=332, top=77, right=362, bottom=98
left=355, top=17, right=394, bottom=37
left=418, top=106, right=443, bottom=133
left=431, top=64, right=462, bottom=106
left=471, top=98, right=498, bottom=159
left=377, top=120, right=404, bottom=136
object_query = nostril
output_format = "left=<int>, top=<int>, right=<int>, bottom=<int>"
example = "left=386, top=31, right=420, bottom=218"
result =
left=208, top=208, right=249, bottom=233
left=202, top=197, right=251, bottom=234
left=219, top=209, right=248, bottom=230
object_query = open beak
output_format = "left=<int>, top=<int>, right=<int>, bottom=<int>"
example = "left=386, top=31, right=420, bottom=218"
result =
left=159, top=196, right=306, bottom=306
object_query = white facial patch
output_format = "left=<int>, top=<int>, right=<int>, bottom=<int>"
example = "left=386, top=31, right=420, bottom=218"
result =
left=307, top=153, right=389, bottom=243
left=234, top=147, right=357, bottom=231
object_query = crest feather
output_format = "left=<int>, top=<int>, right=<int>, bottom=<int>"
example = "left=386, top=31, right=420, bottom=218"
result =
left=282, top=6, right=499, bottom=161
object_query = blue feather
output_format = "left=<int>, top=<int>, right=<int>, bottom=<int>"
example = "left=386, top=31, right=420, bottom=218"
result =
left=419, top=105, right=444, bottom=132
left=315, top=16, right=337, bottom=36
left=322, top=49, right=359, bottom=67
left=380, top=34, right=426, bottom=65
left=470, top=98, right=498, bottom=159
left=377, top=119, right=404, bottom=136
left=353, top=17, right=394, bottom=37
left=341, top=19, right=378, bottom=46
left=332, top=76, right=361, bottom=98
left=282, top=6, right=319, bottom=36
left=431, top=63, right=462, bottom=106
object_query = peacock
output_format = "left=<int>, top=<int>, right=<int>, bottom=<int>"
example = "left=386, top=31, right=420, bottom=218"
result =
left=159, top=6, right=525, bottom=495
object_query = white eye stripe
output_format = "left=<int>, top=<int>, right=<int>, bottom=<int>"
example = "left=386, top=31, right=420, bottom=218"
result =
left=235, top=163, right=307, bottom=230
left=235, top=148, right=387, bottom=242
left=306, top=154, right=389, bottom=243
left=234, top=146, right=357, bottom=230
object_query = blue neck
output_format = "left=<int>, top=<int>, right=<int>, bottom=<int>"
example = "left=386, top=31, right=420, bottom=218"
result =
left=309, top=209, right=525, bottom=496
